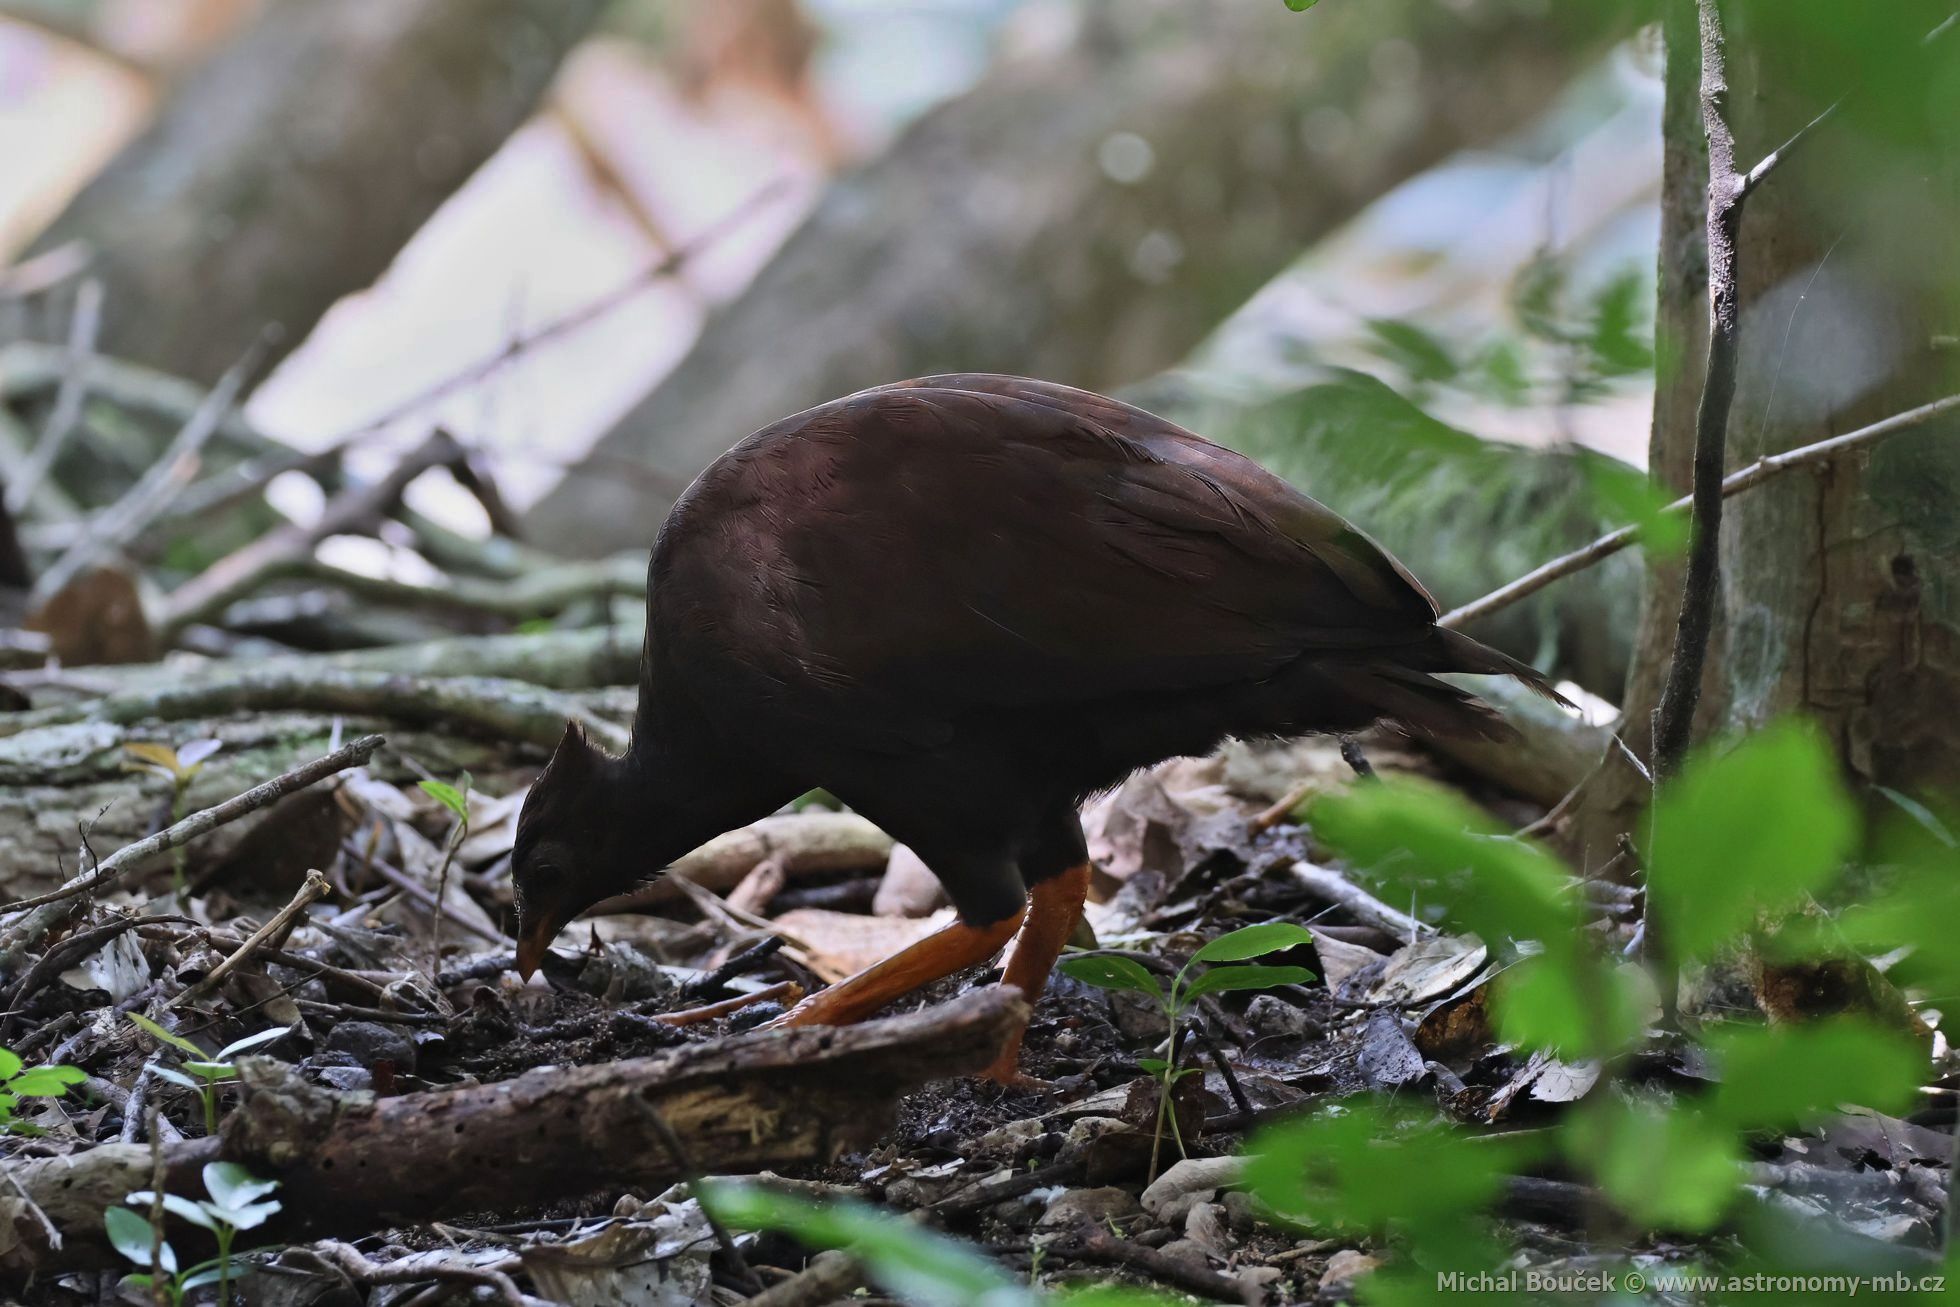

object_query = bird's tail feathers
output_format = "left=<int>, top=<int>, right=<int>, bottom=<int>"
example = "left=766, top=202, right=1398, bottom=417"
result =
left=1425, top=628, right=1574, bottom=709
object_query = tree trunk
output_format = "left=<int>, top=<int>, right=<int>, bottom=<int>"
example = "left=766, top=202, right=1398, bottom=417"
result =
left=527, top=0, right=1626, bottom=555
left=27, top=0, right=608, bottom=394
left=1574, top=0, right=1960, bottom=858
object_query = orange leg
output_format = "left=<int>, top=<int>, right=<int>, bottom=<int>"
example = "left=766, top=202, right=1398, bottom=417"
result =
left=981, top=861, right=1091, bottom=1085
left=762, top=907, right=1026, bottom=1029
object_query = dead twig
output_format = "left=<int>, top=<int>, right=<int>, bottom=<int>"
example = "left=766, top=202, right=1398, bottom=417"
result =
left=338, top=840, right=506, bottom=946
left=1049, top=1223, right=1251, bottom=1305
left=651, top=980, right=801, bottom=1026
left=1288, top=861, right=1431, bottom=941
left=304, top=1241, right=537, bottom=1307
left=171, top=871, right=331, bottom=1008
left=681, top=935, right=787, bottom=998
left=6, top=279, right=100, bottom=517
left=743, top=1249, right=863, bottom=1307
left=159, top=428, right=465, bottom=636
left=32, top=340, right=265, bottom=603
left=0, top=735, right=383, bottom=970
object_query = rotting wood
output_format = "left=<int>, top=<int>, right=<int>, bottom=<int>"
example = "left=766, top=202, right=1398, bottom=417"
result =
left=0, top=987, right=1028, bottom=1278
left=0, top=670, right=627, bottom=754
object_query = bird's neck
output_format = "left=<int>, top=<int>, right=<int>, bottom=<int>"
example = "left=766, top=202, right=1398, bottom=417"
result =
left=612, top=733, right=781, bottom=870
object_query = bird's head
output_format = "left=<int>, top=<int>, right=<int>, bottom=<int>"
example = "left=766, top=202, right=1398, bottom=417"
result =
left=510, top=722, right=642, bottom=979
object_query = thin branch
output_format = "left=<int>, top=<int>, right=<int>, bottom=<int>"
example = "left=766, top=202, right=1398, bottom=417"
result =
left=1651, top=0, right=1746, bottom=784
left=1437, top=392, right=1960, bottom=630
left=32, top=340, right=263, bottom=602
left=305, top=1242, right=537, bottom=1307
left=159, top=428, right=465, bottom=635
left=315, top=177, right=793, bottom=448
left=171, top=869, right=331, bottom=1007
left=6, top=278, right=101, bottom=515
left=0, top=735, right=383, bottom=968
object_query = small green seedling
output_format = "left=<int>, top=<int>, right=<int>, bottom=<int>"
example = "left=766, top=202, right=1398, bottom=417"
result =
left=0, top=1047, right=86, bottom=1136
left=128, top=1014, right=289, bottom=1136
left=107, top=1162, right=281, bottom=1307
left=1059, top=921, right=1316, bottom=1174
left=420, top=771, right=472, bottom=973
left=124, top=739, right=223, bottom=891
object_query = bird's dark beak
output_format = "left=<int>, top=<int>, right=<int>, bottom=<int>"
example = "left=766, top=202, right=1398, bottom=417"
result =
left=514, top=915, right=560, bottom=981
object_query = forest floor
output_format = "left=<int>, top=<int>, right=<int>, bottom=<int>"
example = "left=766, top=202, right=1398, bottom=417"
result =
left=3, top=695, right=1950, bottom=1306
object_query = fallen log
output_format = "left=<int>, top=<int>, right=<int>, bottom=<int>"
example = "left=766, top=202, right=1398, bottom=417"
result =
left=4, top=624, right=644, bottom=702
left=0, top=987, right=1027, bottom=1279
left=0, top=670, right=630, bottom=753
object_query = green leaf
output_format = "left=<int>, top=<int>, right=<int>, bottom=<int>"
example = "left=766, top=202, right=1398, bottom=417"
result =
left=1188, top=922, right=1315, bottom=967
left=1247, top=1104, right=1527, bottom=1234
left=1057, top=955, right=1166, bottom=1004
left=216, top=1026, right=291, bottom=1060
left=183, top=1061, right=235, bottom=1081
left=1134, top=1058, right=1174, bottom=1076
left=1583, top=269, right=1656, bottom=378
left=147, top=1064, right=201, bottom=1091
left=1058, top=1288, right=1188, bottom=1306
left=1581, top=452, right=1687, bottom=558
left=1309, top=777, right=1578, bottom=956
left=1706, top=1021, right=1924, bottom=1129
left=180, top=1266, right=230, bottom=1291
left=128, top=1191, right=218, bottom=1232
left=0, top=1049, right=21, bottom=1080
left=176, top=738, right=223, bottom=770
left=1364, top=318, right=1459, bottom=390
left=419, top=778, right=470, bottom=820
left=1493, top=956, right=1653, bottom=1061
left=104, top=1206, right=157, bottom=1267
left=1181, top=964, right=1316, bottom=1003
left=1282, top=0, right=1319, bottom=10
left=8, top=1065, right=86, bottom=1096
left=203, top=1162, right=280, bottom=1211
left=128, top=1012, right=206, bottom=1058
left=211, top=1198, right=282, bottom=1231
left=1646, top=721, right=1858, bottom=962
left=1564, top=1097, right=1741, bottom=1232
left=701, top=1181, right=1038, bottom=1307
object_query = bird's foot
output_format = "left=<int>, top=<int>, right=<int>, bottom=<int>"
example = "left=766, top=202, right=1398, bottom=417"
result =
left=979, top=1062, right=1056, bottom=1092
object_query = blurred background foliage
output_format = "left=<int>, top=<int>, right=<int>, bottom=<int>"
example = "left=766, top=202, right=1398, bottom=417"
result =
left=0, top=0, right=1666, bottom=693
left=1, top=0, right=1955, bottom=737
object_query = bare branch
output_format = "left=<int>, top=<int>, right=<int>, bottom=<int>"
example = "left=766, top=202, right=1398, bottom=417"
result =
left=1438, top=392, right=1960, bottom=630
left=1651, top=0, right=1747, bottom=783
left=6, top=278, right=100, bottom=516
left=0, top=735, right=384, bottom=968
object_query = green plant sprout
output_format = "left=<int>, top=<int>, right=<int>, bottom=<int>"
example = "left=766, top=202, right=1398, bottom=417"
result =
left=128, top=1014, right=289, bottom=1136
left=106, top=1162, right=281, bottom=1307
left=1058, top=920, right=1315, bottom=1175
left=124, top=739, right=223, bottom=892
left=420, top=771, right=472, bottom=973
left=700, top=1180, right=1176, bottom=1307
left=0, top=1047, right=86, bottom=1136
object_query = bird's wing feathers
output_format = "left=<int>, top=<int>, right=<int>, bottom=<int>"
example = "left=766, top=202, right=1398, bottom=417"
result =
left=742, top=379, right=1440, bottom=716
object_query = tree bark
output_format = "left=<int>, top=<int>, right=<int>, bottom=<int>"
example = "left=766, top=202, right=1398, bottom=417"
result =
left=0, top=988, right=1026, bottom=1278
left=27, top=0, right=608, bottom=394
left=1574, top=0, right=1960, bottom=856
left=527, top=0, right=1627, bottom=555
